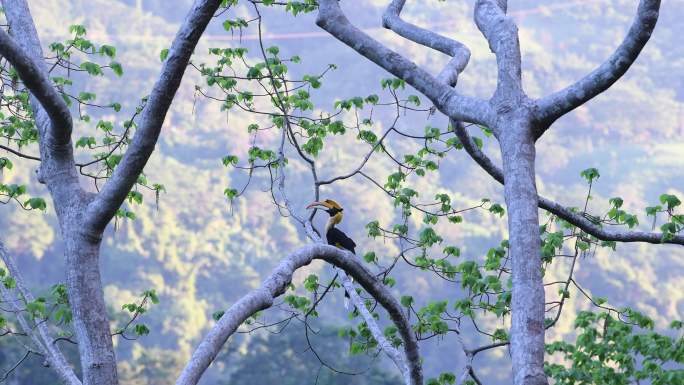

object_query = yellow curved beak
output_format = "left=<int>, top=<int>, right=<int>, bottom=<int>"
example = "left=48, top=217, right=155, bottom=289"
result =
left=306, top=201, right=332, bottom=210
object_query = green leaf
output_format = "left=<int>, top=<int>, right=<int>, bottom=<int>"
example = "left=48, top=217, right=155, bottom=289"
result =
left=76, top=136, right=96, bottom=148
left=362, top=251, right=377, bottom=263
left=24, top=197, right=47, bottom=211
left=366, top=221, right=381, bottom=238
left=447, top=215, right=462, bottom=224
left=109, top=102, right=122, bottom=112
left=488, top=203, right=505, bottom=217
left=443, top=246, right=460, bottom=257
left=212, top=310, right=225, bottom=321
left=472, top=136, right=483, bottom=149
left=407, top=95, right=421, bottom=106
left=69, top=24, right=87, bottom=36
left=222, top=155, right=239, bottom=167
left=400, top=295, right=413, bottom=308
left=609, top=197, right=624, bottom=208
left=127, top=191, right=143, bottom=205
left=439, top=372, right=456, bottom=385
left=418, top=227, right=443, bottom=247
left=383, top=277, right=396, bottom=287
left=99, top=44, right=116, bottom=58
left=0, top=157, right=13, bottom=170
left=142, top=289, right=159, bottom=304
left=109, top=61, right=123, bottom=76
left=266, top=46, right=280, bottom=56
left=160, top=48, right=170, bottom=62
left=134, top=324, right=150, bottom=336
left=580, top=167, right=600, bottom=183
left=80, top=61, right=103, bottom=76
left=303, top=274, right=318, bottom=292
left=659, top=194, right=681, bottom=210
left=3, top=276, right=16, bottom=289
left=224, top=188, right=238, bottom=200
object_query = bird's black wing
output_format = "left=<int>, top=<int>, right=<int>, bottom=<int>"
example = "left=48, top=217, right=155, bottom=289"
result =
left=327, top=227, right=356, bottom=254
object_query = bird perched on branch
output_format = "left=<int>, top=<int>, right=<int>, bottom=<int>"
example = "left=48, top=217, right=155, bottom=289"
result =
left=306, top=199, right=356, bottom=309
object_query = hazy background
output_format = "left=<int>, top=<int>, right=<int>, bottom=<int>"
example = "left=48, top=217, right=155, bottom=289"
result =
left=1, top=0, right=683, bottom=384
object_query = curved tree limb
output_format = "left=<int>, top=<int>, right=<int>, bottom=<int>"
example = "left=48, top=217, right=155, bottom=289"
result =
left=85, top=0, right=224, bottom=233
left=0, top=29, right=72, bottom=146
left=451, top=119, right=684, bottom=245
left=534, top=0, right=661, bottom=133
left=474, top=0, right=523, bottom=105
left=176, top=243, right=422, bottom=385
left=0, top=241, right=81, bottom=385
left=315, top=0, right=494, bottom=126
left=2, top=0, right=81, bottom=197
left=382, top=0, right=470, bottom=87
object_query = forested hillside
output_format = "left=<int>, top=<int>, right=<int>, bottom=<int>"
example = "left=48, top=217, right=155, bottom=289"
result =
left=0, top=1, right=682, bottom=384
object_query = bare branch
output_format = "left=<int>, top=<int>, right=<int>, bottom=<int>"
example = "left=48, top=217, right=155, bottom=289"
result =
left=176, top=244, right=422, bottom=385
left=316, top=0, right=494, bottom=126
left=0, top=241, right=81, bottom=385
left=451, top=119, right=684, bottom=245
left=337, top=269, right=410, bottom=385
left=85, top=0, right=224, bottom=233
left=474, top=0, right=523, bottom=101
left=534, top=0, right=661, bottom=133
left=382, top=0, right=470, bottom=87
left=0, top=144, right=41, bottom=162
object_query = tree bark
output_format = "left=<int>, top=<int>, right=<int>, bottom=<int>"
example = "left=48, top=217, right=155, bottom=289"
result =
left=498, top=109, right=548, bottom=385
left=64, top=230, right=117, bottom=385
left=1, top=2, right=118, bottom=384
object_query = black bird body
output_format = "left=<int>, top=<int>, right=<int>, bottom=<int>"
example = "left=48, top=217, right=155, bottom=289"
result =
left=306, top=199, right=357, bottom=309
left=326, top=226, right=356, bottom=254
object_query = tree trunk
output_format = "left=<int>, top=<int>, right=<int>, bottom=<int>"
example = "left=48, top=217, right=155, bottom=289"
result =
left=64, top=227, right=118, bottom=385
left=498, top=110, right=548, bottom=385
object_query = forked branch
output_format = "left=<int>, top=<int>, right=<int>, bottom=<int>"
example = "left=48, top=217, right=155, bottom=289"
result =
left=316, top=0, right=493, bottom=126
left=382, top=0, right=470, bottom=86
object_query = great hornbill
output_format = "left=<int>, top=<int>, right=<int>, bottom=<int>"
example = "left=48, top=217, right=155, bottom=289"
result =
left=306, top=199, right=357, bottom=309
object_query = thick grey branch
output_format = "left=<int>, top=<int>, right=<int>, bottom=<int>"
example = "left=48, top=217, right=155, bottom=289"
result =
left=0, top=241, right=81, bottom=385
left=2, top=0, right=81, bottom=196
left=534, top=0, right=661, bottom=131
left=2, top=3, right=114, bottom=385
left=452, top=119, right=684, bottom=245
left=0, top=29, right=72, bottom=146
left=474, top=0, right=523, bottom=101
left=85, top=0, right=223, bottom=233
left=316, top=0, right=494, bottom=126
left=382, top=0, right=470, bottom=86
left=176, top=244, right=422, bottom=385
